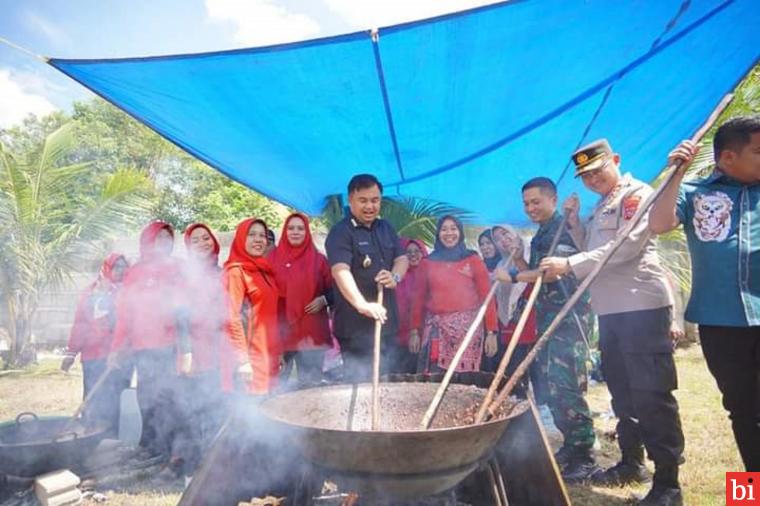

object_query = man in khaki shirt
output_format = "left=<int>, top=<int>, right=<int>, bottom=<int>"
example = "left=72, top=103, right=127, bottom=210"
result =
left=541, top=139, right=684, bottom=506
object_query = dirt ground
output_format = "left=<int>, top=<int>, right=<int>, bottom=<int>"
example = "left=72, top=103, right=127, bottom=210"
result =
left=0, top=346, right=741, bottom=505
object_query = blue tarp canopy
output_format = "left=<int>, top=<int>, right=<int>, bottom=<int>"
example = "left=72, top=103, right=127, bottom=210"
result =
left=49, top=0, right=759, bottom=223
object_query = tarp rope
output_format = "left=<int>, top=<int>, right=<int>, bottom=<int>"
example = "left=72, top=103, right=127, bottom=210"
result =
left=0, top=37, right=48, bottom=63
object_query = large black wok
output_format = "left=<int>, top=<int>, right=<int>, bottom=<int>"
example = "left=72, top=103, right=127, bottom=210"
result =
left=0, top=412, right=110, bottom=477
left=259, top=372, right=528, bottom=499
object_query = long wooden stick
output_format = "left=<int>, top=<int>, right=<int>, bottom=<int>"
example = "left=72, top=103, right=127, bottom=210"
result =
left=481, top=94, right=734, bottom=421
left=57, top=364, right=116, bottom=436
left=419, top=265, right=506, bottom=429
left=475, top=214, right=569, bottom=423
left=476, top=276, right=541, bottom=423
left=371, top=284, right=385, bottom=431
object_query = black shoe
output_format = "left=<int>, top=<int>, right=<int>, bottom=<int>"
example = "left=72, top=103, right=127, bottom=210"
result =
left=561, top=454, right=602, bottom=483
left=592, top=460, right=652, bottom=487
left=553, top=446, right=575, bottom=471
left=637, top=486, right=683, bottom=506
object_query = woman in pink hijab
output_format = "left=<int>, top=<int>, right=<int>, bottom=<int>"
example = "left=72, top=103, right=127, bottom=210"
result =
left=391, top=238, right=428, bottom=373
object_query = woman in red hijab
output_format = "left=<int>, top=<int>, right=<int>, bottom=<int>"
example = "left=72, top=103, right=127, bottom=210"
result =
left=171, top=223, right=225, bottom=479
left=183, top=223, right=224, bottom=378
left=109, top=221, right=189, bottom=458
left=61, top=253, right=129, bottom=431
left=222, top=218, right=280, bottom=395
left=269, top=213, right=332, bottom=387
left=391, top=238, right=428, bottom=374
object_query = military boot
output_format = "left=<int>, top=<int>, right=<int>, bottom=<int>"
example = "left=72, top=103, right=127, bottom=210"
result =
left=638, top=465, right=682, bottom=506
left=561, top=448, right=602, bottom=483
left=592, top=447, right=651, bottom=486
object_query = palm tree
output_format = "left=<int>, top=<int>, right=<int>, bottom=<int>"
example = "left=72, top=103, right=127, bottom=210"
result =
left=320, top=194, right=475, bottom=246
left=0, top=123, right=152, bottom=367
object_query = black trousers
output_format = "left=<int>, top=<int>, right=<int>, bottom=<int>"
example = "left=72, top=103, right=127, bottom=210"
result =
left=339, top=333, right=394, bottom=383
left=386, top=342, right=418, bottom=375
left=482, top=340, right=545, bottom=401
left=280, top=350, right=326, bottom=387
left=134, top=347, right=178, bottom=457
left=599, top=307, right=684, bottom=472
left=172, top=370, right=225, bottom=475
left=700, top=325, right=760, bottom=472
left=81, top=357, right=130, bottom=433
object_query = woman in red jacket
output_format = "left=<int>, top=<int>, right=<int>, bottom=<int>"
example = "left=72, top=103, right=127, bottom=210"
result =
left=222, top=218, right=280, bottom=395
left=173, top=223, right=226, bottom=478
left=392, top=238, right=428, bottom=374
left=269, top=213, right=332, bottom=387
left=183, top=223, right=224, bottom=381
left=61, top=253, right=129, bottom=431
left=410, top=216, right=497, bottom=373
left=109, top=221, right=189, bottom=457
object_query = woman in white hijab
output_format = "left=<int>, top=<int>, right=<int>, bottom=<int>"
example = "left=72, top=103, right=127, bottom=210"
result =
left=491, top=225, right=528, bottom=328
left=485, top=225, right=543, bottom=398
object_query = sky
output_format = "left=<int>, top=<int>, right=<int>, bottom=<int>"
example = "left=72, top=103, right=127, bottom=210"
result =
left=0, top=0, right=497, bottom=128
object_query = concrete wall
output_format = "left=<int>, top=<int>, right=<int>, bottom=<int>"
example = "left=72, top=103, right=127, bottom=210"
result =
left=16, top=227, right=329, bottom=348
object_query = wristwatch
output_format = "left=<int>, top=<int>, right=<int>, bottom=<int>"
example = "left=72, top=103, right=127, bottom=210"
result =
left=508, top=267, right=519, bottom=283
left=392, top=272, right=402, bottom=284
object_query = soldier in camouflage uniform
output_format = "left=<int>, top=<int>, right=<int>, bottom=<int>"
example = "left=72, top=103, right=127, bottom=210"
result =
left=495, top=176, right=599, bottom=482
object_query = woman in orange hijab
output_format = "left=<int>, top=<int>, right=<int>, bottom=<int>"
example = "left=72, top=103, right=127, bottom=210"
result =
left=269, top=213, right=333, bottom=387
left=222, top=218, right=280, bottom=395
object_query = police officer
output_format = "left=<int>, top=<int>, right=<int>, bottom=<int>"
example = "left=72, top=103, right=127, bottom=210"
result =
left=494, top=177, right=599, bottom=482
left=541, top=139, right=685, bottom=506
left=325, top=174, right=409, bottom=382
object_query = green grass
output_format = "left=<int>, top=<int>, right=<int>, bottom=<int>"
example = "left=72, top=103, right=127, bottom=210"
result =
left=0, top=348, right=742, bottom=505
left=565, top=345, right=741, bottom=506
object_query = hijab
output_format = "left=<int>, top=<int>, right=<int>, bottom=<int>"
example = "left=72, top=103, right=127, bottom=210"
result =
left=478, top=229, right=503, bottom=272
left=224, top=218, right=275, bottom=278
left=184, top=223, right=220, bottom=267
left=397, top=237, right=429, bottom=305
left=491, top=224, right=528, bottom=325
left=139, top=221, right=174, bottom=263
left=427, top=215, right=478, bottom=263
left=98, top=253, right=127, bottom=286
left=268, top=213, right=321, bottom=325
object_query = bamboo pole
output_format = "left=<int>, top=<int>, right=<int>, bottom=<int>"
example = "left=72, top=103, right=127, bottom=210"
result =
left=475, top=214, right=569, bottom=423
left=419, top=253, right=515, bottom=429
left=371, top=285, right=385, bottom=431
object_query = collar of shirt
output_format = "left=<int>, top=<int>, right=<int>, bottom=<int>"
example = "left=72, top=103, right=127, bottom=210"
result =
left=703, top=167, right=760, bottom=187
left=349, top=214, right=379, bottom=230
left=536, top=212, right=561, bottom=236
left=593, top=172, right=634, bottom=213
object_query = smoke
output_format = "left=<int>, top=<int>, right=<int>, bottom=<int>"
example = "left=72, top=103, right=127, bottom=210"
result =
left=5, top=215, right=551, bottom=505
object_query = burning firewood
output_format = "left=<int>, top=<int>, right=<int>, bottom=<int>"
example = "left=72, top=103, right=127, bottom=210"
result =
left=238, top=496, right=286, bottom=506
left=340, top=492, right=359, bottom=506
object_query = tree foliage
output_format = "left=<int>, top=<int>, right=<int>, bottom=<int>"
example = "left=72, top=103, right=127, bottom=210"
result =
left=0, top=123, right=152, bottom=366
left=654, top=64, right=760, bottom=294
left=319, top=194, right=474, bottom=246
